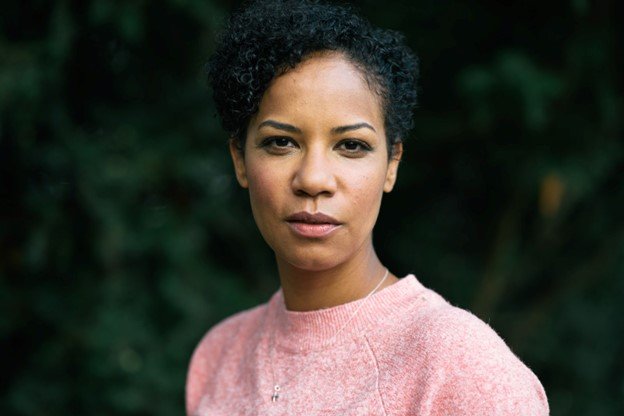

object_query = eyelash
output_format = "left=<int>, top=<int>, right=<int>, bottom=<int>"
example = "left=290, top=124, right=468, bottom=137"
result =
left=260, top=136, right=295, bottom=149
left=259, top=137, right=373, bottom=155
left=337, top=139, right=373, bottom=153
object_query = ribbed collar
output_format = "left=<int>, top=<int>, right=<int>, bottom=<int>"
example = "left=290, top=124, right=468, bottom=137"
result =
left=266, top=274, right=424, bottom=353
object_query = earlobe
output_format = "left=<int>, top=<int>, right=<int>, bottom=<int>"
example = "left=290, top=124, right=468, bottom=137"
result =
left=229, top=139, right=249, bottom=188
left=383, top=142, right=403, bottom=193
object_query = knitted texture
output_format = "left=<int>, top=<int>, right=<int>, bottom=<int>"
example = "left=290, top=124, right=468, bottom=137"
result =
left=186, top=275, right=549, bottom=415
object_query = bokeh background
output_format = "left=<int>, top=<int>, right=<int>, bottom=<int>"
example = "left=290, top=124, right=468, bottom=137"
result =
left=1, top=0, right=622, bottom=414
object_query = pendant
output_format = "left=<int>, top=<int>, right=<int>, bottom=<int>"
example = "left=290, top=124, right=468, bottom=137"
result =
left=271, top=385, right=281, bottom=402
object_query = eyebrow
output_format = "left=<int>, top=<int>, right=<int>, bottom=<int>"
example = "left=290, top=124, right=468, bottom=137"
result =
left=258, top=120, right=376, bottom=134
left=331, top=122, right=376, bottom=134
left=257, top=120, right=301, bottom=133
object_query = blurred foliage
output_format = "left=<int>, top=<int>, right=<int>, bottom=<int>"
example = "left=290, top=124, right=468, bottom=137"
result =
left=1, top=0, right=622, bottom=415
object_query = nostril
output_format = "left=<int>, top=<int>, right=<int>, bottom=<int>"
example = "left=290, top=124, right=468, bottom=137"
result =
left=291, top=166, right=337, bottom=197
left=293, top=187, right=333, bottom=198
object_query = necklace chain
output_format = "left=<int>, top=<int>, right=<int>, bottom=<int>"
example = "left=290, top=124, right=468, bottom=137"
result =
left=268, top=269, right=389, bottom=403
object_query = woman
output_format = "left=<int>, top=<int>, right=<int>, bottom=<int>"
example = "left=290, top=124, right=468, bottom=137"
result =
left=186, top=1, right=549, bottom=415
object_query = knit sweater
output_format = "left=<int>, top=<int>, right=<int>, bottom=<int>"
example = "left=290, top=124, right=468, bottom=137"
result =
left=186, top=275, right=549, bottom=415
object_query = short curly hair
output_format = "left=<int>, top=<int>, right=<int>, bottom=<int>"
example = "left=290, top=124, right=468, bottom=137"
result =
left=207, top=0, right=419, bottom=157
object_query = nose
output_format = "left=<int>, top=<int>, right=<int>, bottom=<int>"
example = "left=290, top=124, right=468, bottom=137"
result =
left=291, top=147, right=337, bottom=198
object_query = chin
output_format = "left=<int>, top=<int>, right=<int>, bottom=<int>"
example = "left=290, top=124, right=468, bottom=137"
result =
left=276, top=248, right=348, bottom=272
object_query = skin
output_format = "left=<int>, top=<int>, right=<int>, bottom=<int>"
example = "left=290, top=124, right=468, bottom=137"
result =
left=230, top=52, right=403, bottom=311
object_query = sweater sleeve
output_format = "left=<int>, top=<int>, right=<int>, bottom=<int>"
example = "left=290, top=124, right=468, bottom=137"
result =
left=185, top=311, right=247, bottom=416
left=185, top=324, right=226, bottom=416
left=185, top=303, right=267, bottom=416
left=423, top=307, right=549, bottom=416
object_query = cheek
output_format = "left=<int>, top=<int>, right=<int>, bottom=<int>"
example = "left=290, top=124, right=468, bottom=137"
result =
left=246, top=162, right=281, bottom=213
left=346, top=168, right=386, bottom=215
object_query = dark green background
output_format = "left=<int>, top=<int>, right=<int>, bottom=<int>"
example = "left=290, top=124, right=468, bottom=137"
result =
left=1, top=0, right=622, bottom=414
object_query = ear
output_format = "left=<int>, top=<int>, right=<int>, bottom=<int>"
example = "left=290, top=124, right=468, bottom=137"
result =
left=229, top=138, right=249, bottom=188
left=383, top=142, right=403, bottom=193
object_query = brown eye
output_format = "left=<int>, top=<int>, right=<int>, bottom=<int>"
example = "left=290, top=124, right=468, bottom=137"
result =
left=336, top=139, right=372, bottom=154
left=260, top=136, right=296, bottom=147
left=259, top=136, right=298, bottom=153
left=273, top=137, right=291, bottom=147
left=343, top=140, right=360, bottom=150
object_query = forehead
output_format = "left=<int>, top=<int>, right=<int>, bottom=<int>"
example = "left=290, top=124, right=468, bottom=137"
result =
left=253, top=53, right=384, bottom=129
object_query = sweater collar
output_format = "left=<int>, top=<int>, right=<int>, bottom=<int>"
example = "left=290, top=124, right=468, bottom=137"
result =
left=267, top=274, right=423, bottom=353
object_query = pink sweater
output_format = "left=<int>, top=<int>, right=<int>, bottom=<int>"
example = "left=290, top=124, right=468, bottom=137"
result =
left=186, top=275, right=549, bottom=415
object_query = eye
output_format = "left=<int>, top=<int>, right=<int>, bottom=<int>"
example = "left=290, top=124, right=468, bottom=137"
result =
left=336, top=139, right=373, bottom=155
left=271, top=137, right=293, bottom=147
left=259, top=136, right=298, bottom=153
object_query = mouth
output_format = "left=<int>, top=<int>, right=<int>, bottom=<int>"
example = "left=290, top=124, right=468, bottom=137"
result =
left=285, top=211, right=342, bottom=238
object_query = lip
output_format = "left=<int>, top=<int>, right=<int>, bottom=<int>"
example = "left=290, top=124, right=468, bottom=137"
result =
left=285, top=211, right=342, bottom=238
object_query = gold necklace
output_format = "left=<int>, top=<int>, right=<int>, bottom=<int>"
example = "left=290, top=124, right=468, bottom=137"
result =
left=268, top=269, right=389, bottom=402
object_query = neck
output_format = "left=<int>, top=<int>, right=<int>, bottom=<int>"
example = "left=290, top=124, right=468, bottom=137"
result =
left=276, top=241, right=397, bottom=311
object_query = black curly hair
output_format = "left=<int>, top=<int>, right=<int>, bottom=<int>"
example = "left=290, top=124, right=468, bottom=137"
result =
left=207, top=0, right=419, bottom=157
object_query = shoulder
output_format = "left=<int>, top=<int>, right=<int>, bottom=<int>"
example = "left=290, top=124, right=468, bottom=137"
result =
left=417, top=298, right=514, bottom=358
left=192, top=302, right=267, bottom=357
left=421, top=304, right=549, bottom=414
left=185, top=302, right=267, bottom=415
left=369, top=285, right=549, bottom=415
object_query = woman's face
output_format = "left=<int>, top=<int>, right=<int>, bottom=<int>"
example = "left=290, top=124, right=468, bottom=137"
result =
left=230, top=53, right=402, bottom=271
